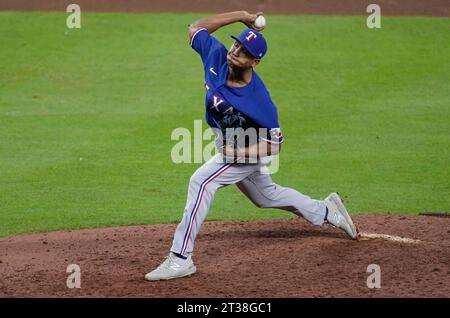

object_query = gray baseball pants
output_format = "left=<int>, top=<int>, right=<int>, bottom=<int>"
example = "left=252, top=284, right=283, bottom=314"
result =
left=171, top=153, right=327, bottom=257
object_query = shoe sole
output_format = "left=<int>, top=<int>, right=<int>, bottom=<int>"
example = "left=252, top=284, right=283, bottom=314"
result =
left=145, top=266, right=197, bottom=281
left=329, top=193, right=359, bottom=239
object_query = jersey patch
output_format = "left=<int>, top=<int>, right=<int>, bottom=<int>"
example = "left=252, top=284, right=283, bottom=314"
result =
left=262, top=127, right=284, bottom=144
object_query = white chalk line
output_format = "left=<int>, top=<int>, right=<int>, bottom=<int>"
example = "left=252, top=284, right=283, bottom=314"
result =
left=359, top=232, right=421, bottom=244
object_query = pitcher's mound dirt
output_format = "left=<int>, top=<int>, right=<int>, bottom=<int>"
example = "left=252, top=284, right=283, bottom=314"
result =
left=0, top=214, right=449, bottom=297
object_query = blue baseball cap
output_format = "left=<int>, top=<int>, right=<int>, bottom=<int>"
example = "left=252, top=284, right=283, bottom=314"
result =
left=230, top=28, right=268, bottom=59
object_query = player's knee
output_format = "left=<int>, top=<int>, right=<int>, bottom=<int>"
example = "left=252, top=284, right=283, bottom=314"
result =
left=245, top=195, right=269, bottom=208
left=252, top=200, right=265, bottom=208
left=263, top=185, right=281, bottom=200
left=189, top=168, right=211, bottom=188
left=189, top=173, right=203, bottom=187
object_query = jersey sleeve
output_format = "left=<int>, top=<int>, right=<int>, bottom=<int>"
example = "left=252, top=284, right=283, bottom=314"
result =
left=189, top=28, right=225, bottom=64
left=256, top=89, right=284, bottom=145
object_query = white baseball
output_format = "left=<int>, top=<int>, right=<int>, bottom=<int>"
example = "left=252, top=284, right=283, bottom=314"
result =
left=254, top=16, right=266, bottom=29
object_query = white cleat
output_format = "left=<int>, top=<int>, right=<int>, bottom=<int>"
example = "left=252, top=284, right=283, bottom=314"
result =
left=324, top=192, right=359, bottom=240
left=145, top=252, right=197, bottom=281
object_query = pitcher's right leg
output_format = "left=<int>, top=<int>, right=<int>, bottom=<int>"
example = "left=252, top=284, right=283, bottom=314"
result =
left=236, top=171, right=327, bottom=225
left=236, top=171, right=358, bottom=238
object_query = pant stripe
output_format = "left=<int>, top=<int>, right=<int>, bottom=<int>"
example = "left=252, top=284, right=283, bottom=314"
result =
left=180, top=160, right=236, bottom=255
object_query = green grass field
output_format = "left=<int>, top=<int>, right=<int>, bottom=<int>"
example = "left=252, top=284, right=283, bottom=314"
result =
left=1, top=12, right=449, bottom=237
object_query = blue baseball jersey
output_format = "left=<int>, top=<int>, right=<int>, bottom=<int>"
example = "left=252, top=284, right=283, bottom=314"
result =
left=190, top=28, right=284, bottom=145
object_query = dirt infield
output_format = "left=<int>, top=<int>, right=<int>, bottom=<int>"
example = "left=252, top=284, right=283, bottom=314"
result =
left=0, top=0, right=448, bottom=16
left=0, top=214, right=448, bottom=297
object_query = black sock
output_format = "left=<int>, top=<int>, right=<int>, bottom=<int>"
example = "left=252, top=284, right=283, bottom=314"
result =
left=324, top=207, right=329, bottom=221
left=172, top=252, right=187, bottom=260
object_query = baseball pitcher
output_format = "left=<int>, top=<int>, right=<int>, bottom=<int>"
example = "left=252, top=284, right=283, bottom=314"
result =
left=145, top=11, right=359, bottom=281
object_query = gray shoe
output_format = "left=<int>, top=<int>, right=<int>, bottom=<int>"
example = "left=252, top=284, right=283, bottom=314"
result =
left=324, top=192, right=359, bottom=239
left=145, top=252, right=197, bottom=281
